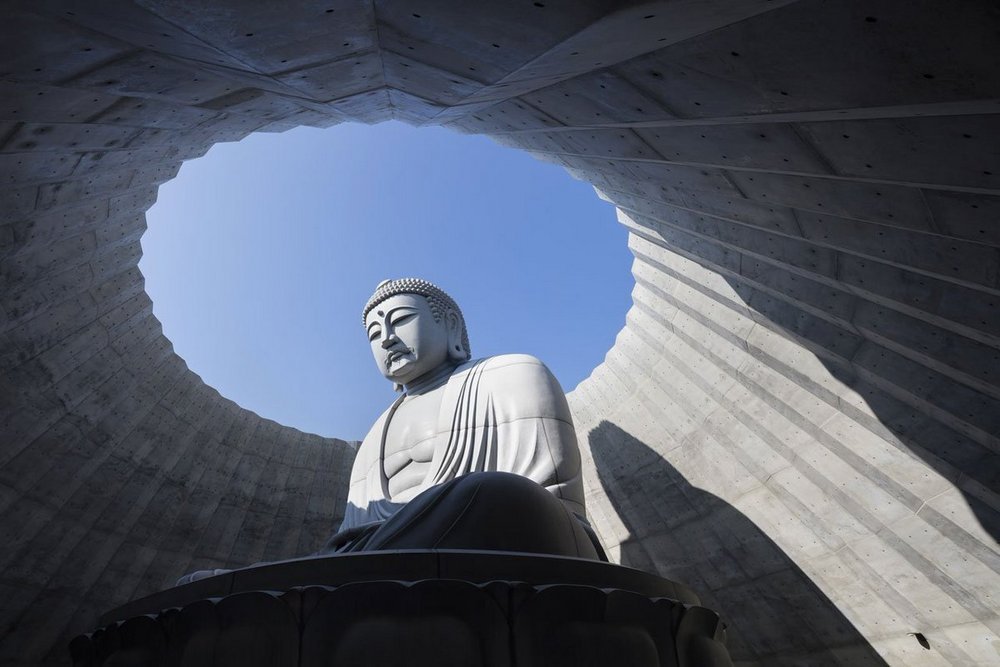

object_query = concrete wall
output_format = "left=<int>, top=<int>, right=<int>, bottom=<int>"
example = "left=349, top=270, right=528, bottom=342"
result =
left=1, top=1, right=997, bottom=664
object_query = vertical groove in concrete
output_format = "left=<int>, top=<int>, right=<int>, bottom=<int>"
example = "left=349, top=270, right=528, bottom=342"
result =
left=1, top=1, right=998, bottom=664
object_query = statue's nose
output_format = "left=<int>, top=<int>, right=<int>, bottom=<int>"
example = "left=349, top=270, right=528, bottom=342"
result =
left=380, top=333, right=397, bottom=349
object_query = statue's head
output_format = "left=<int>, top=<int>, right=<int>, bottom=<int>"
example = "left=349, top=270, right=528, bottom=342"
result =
left=362, top=278, right=471, bottom=388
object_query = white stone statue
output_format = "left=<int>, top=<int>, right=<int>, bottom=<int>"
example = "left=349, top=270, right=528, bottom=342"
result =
left=177, top=278, right=602, bottom=585
left=325, top=278, right=602, bottom=558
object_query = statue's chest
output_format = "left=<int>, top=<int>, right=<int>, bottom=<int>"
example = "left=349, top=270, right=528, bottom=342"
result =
left=383, top=390, right=445, bottom=462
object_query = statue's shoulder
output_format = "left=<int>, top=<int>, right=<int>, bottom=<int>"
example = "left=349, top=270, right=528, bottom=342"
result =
left=475, top=353, right=550, bottom=372
left=462, top=354, right=569, bottom=418
left=458, top=353, right=556, bottom=384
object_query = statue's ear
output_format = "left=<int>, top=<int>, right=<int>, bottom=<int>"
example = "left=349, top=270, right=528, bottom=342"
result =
left=445, top=308, right=467, bottom=361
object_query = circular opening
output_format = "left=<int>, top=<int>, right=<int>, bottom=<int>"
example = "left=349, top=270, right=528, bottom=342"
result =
left=139, top=121, right=632, bottom=439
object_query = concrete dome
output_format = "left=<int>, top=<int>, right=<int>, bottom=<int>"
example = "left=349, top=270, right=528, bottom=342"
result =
left=2, top=1, right=998, bottom=664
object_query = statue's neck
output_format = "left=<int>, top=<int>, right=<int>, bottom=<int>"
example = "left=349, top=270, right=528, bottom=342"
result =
left=403, top=361, right=460, bottom=395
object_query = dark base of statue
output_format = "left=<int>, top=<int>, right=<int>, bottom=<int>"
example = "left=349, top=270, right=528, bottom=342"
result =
left=71, top=550, right=733, bottom=666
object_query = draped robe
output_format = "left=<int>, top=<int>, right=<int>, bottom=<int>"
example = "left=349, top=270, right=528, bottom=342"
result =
left=339, top=354, right=587, bottom=533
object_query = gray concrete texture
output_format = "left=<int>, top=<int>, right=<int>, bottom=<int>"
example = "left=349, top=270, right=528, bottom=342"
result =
left=0, top=1, right=997, bottom=664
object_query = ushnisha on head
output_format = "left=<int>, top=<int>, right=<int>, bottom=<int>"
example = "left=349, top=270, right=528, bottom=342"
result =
left=363, top=278, right=471, bottom=390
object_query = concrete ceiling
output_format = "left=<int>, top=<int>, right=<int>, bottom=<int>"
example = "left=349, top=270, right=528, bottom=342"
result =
left=1, top=1, right=998, bottom=664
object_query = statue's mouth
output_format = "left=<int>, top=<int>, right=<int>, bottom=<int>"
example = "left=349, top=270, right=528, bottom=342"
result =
left=386, top=348, right=412, bottom=368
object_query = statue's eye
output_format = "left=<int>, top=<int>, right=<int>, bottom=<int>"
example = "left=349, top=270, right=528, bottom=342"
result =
left=390, top=312, right=417, bottom=327
left=367, top=327, right=380, bottom=342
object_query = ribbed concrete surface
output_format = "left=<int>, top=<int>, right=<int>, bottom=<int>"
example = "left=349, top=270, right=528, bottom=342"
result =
left=1, top=1, right=997, bottom=664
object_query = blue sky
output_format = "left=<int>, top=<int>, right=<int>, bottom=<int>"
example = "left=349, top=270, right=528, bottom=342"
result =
left=140, top=121, right=632, bottom=440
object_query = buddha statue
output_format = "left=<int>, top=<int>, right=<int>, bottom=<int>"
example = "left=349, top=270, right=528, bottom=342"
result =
left=103, top=278, right=734, bottom=667
left=177, top=278, right=603, bottom=584
left=148, top=280, right=731, bottom=667
left=322, top=278, right=604, bottom=559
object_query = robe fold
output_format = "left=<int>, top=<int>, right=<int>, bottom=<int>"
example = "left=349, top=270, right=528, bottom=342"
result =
left=340, top=354, right=586, bottom=533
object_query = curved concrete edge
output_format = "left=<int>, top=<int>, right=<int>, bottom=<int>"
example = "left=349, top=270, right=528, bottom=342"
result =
left=100, top=549, right=702, bottom=625
left=75, top=552, right=728, bottom=667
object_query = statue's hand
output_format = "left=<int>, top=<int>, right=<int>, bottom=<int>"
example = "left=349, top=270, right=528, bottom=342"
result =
left=175, top=568, right=231, bottom=586
left=319, top=521, right=384, bottom=553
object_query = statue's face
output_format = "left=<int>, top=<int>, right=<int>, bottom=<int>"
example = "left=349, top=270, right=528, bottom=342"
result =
left=365, top=293, right=451, bottom=386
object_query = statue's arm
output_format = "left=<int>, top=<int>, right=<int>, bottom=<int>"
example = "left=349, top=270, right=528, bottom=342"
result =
left=337, top=414, right=387, bottom=533
left=485, top=354, right=587, bottom=517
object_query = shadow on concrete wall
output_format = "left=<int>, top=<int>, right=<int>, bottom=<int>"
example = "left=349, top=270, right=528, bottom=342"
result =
left=626, top=216, right=999, bottom=548
left=722, top=279, right=1000, bottom=548
left=588, top=420, right=887, bottom=665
